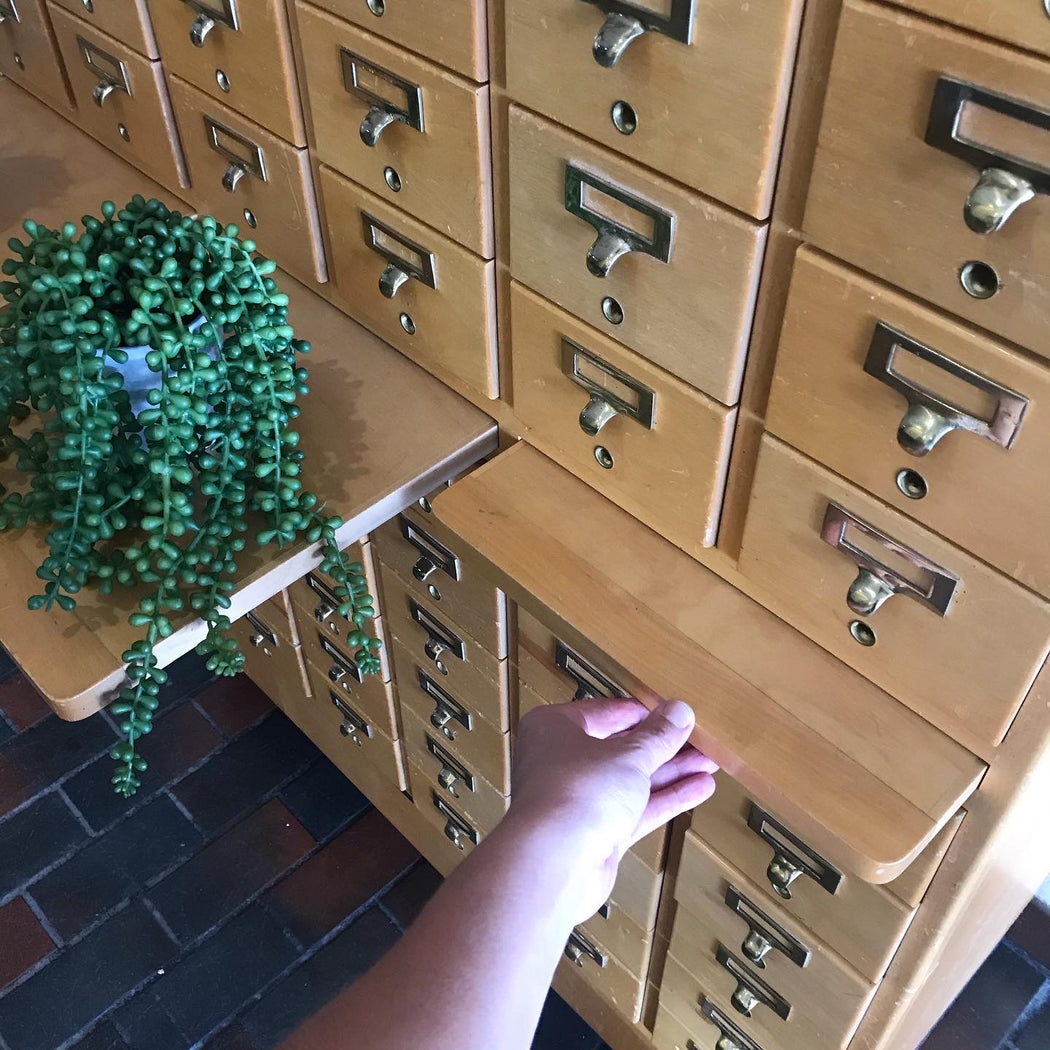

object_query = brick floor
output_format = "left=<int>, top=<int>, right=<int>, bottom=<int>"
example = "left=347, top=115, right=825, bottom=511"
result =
left=0, top=649, right=1045, bottom=1050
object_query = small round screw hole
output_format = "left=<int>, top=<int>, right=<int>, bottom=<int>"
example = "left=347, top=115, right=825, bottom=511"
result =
left=117, top=123, right=130, bottom=142
left=216, top=69, right=231, bottom=93
left=384, top=166, right=402, bottom=192
left=896, top=468, right=928, bottom=500
left=367, top=0, right=385, bottom=14
left=399, top=312, right=416, bottom=335
left=428, top=584, right=441, bottom=601
left=960, top=260, right=1000, bottom=300
left=594, top=445, right=615, bottom=470
left=417, top=496, right=433, bottom=513
left=611, top=100, right=638, bottom=136
left=13, top=53, right=24, bottom=70
left=850, top=620, right=877, bottom=647
left=601, top=296, right=624, bottom=325
left=243, top=208, right=258, bottom=229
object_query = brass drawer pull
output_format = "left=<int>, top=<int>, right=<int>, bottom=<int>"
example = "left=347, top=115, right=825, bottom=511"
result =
left=821, top=503, right=959, bottom=618
left=565, top=929, right=608, bottom=969
left=305, top=572, right=345, bottom=628
left=0, top=1, right=21, bottom=26
left=341, top=48, right=425, bottom=147
left=330, top=690, right=372, bottom=745
left=398, top=514, right=461, bottom=584
left=319, top=633, right=364, bottom=687
left=724, top=885, right=811, bottom=969
left=747, top=804, right=843, bottom=900
left=864, top=322, right=1028, bottom=458
left=362, top=213, right=438, bottom=299
left=555, top=640, right=628, bottom=702
left=581, top=0, right=695, bottom=67
left=926, top=77, right=1050, bottom=234
left=409, top=599, right=467, bottom=672
left=563, top=338, right=656, bottom=437
left=565, top=164, right=675, bottom=278
left=418, top=670, right=473, bottom=739
left=203, top=115, right=267, bottom=194
left=185, top=0, right=238, bottom=48
left=715, top=944, right=791, bottom=1021
left=432, top=791, right=478, bottom=850
left=699, top=998, right=764, bottom=1050
left=426, top=733, right=475, bottom=797
left=77, top=36, right=132, bottom=107
left=245, top=610, right=278, bottom=654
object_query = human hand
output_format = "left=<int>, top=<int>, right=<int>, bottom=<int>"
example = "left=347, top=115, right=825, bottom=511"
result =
left=505, top=698, right=717, bottom=923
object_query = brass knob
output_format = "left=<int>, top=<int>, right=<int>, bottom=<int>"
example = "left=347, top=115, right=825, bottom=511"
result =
left=339, top=721, right=363, bottom=745
left=741, top=930, right=773, bottom=967
left=315, top=602, right=336, bottom=624
left=379, top=263, right=410, bottom=299
left=190, top=12, right=217, bottom=47
left=92, top=80, right=116, bottom=107
left=964, top=168, right=1035, bottom=235
left=564, top=943, right=585, bottom=967
left=897, top=403, right=953, bottom=457
left=359, top=104, right=400, bottom=146
left=715, top=1036, right=742, bottom=1050
left=430, top=706, right=454, bottom=732
left=579, top=393, right=620, bottom=436
left=413, top=556, right=438, bottom=582
left=424, top=638, right=448, bottom=663
left=438, top=766, right=458, bottom=793
left=587, top=229, right=634, bottom=278
left=730, top=984, right=760, bottom=1018
left=249, top=632, right=265, bottom=648
left=328, top=663, right=346, bottom=684
left=592, top=12, right=647, bottom=67
left=444, top=820, right=465, bottom=850
left=846, top=568, right=894, bottom=617
left=222, top=162, right=247, bottom=194
left=767, top=853, right=804, bottom=900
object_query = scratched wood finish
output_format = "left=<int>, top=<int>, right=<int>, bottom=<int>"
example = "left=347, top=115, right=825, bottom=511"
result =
left=894, top=0, right=1050, bottom=59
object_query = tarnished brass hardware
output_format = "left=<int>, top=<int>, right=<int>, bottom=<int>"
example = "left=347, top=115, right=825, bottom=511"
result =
left=747, top=804, right=843, bottom=899
left=725, top=885, right=810, bottom=969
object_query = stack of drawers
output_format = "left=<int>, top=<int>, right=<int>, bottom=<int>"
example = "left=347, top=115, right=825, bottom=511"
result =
left=0, top=0, right=73, bottom=111
left=373, top=495, right=512, bottom=866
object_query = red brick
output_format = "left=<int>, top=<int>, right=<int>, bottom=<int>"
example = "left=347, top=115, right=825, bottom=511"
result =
left=264, top=810, right=419, bottom=945
left=0, top=897, right=56, bottom=990
left=196, top=677, right=273, bottom=737
left=0, top=677, right=51, bottom=732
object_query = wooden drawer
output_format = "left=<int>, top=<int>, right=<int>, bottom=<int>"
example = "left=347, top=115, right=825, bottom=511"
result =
left=806, top=0, right=1050, bottom=359
left=893, top=1, right=1050, bottom=60
left=231, top=608, right=310, bottom=712
left=394, top=639, right=511, bottom=789
left=508, top=105, right=765, bottom=405
left=168, top=74, right=325, bottom=285
left=580, top=898, right=655, bottom=980
left=739, top=435, right=1050, bottom=750
left=258, top=589, right=298, bottom=646
left=148, top=0, right=304, bottom=145
left=50, top=0, right=156, bottom=56
left=510, top=281, right=735, bottom=555
left=504, top=0, right=803, bottom=219
left=410, top=760, right=485, bottom=857
left=689, top=774, right=960, bottom=982
left=611, top=847, right=663, bottom=933
left=559, top=924, right=646, bottom=1024
left=291, top=538, right=379, bottom=614
left=50, top=6, right=186, bottom=191
left=652, top=1001, right=710, bottom=1050
left=768, top=247, right=1050, bottom=598
left=672, top=834, right=877, bottom=1049
left=381, top=562, right=509, bottom=712
left=2, top=0, right=73, bottom=109
left=319, top=164, right=498, bottom=400
left=305, top=0, right=487, bottom=83
left=303, top=657, right=407, bottom=789
left=297, top=3, right=492, bottom=256
left=401, top=706, right=508, bottom=831
left=374, top=510, right=507, bottom=659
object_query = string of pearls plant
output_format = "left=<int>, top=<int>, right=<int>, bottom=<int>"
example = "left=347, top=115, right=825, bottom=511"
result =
left=0, top=197, right=381, bottom=797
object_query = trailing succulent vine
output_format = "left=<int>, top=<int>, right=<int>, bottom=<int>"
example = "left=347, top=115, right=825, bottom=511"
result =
left=0, top=197, right=381, bottom=797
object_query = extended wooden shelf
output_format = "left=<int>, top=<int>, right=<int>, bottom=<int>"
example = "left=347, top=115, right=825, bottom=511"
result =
left=433, top=442, right=986, bottom=884
left=0, top=82, right=497, bottom=720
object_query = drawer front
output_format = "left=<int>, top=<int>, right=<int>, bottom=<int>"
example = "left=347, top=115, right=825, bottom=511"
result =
left=50, top=0, right=156, bottom=56
left=508, top=105, right=765, bottom=405
left=690, top=774, right=920, bottom=982
left=374, top=510, right=507, bottom=659
left=580, top=899, right=655, bottom=979
left=148, top=0, right=304, bottom=144
left=380, top=562, right=508, bottom=709
left=305, top=0, right=487, bottom=83
left=320, top=164, right=498, bottom=400
left=303, top=658, right=407, bottom=789
left=297, top=3, right=492, bottom=256
left=3, top=0, right=74, bottom=108
left=50, top=6, right=186, bottom=191
left=806, top=0, right=1050, bottom=358
left=559, top=925, right=646, bottom=1024
left=504, top=0, right=803, bottom=219
left=610, top=848, right=663, bottom=933
left=673, top=834, right=877, bottom=1048
left=231, top=608, right=310, bottom=712
left=893, top=1, right=1050, bottom=60
left=653, top=1001, right=713, bottom=1050
left=739, top=434, right=1050, bottom=749
left=394, top=640, right=511, bottom=789
left=168, top=74, right=325, bottom=285
left=410, top=760, right=484, bottom=857
left=296, top=538, right=379, bottom=609
left=769, top=248, right=1050, bottom=597
left=258, top=589, right=298, bottom=646
left=511, top=281, right=735, bottom=554
left=401, top=707, right=508, bottom=831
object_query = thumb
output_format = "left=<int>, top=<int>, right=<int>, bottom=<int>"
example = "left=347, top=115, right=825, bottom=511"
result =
left=617, top=700, right=696, bottom=776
